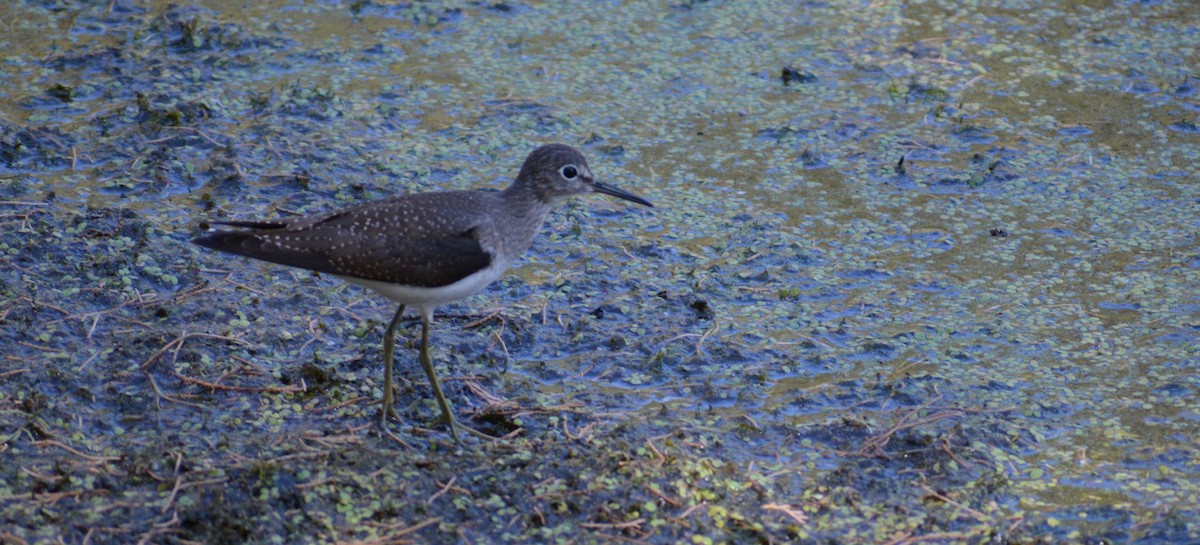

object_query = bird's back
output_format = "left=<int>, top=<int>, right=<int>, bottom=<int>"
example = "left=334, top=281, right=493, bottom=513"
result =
left=193, top=189, right=513, bottom=289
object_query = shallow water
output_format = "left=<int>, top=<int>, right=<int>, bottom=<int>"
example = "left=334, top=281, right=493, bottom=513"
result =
left=2, top=1, right=1198, bottom=543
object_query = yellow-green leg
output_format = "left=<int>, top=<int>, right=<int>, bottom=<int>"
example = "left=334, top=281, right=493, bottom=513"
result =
left=380, top=305, right=495, bottom=444
left=416, top=308, right=496, bottom=443
left=416, top=311, right=462, bottom=442
left=380, top=305, right=411, bottom=447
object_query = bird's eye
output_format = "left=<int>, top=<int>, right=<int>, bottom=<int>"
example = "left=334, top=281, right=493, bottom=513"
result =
left=560, top=165, right=578, bottom=179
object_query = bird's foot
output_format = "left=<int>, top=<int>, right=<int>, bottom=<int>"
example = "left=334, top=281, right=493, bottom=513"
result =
left=457, top=421, right=502, bottom=442
left=378, top=406, right=412, bottom=448
left=431, top=412, right=500, bottom=443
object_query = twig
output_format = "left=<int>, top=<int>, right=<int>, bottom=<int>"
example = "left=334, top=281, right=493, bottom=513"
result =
left=172, top=372, right=303, bottom=394
left=645, top=484, right=680, bottom=507
left=763, top=503, right=809, bottom=526
left=0, top=369, right=31, bottom=380
left=140, top=332, right=249, bottom=370
left=579, top=519, right=644, bottom=530
left=425, top=476, right=456, bottom=505
left=32, top=440, right=121, bottom=463
left=919, top=485, right=988, bottom=522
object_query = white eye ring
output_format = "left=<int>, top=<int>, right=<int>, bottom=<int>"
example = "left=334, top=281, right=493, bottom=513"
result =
left=560, top=165, right=579, bottom=179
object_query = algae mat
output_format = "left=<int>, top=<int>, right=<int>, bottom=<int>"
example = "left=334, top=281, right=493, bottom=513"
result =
left=2, top=1, right=1198, bottom=543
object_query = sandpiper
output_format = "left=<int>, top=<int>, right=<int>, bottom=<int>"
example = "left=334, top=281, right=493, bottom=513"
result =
left=192, top=144, right=653, bottom=442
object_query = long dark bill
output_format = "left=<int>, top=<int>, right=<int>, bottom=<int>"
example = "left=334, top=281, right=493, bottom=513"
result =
left=593, top=180, right=653, bottom=208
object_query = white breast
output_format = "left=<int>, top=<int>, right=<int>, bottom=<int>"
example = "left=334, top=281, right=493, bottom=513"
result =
left=337, top=257, right=510, bottom=312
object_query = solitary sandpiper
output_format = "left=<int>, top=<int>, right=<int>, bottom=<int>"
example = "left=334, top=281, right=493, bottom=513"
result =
left=192, top=144, right=653, bottom=442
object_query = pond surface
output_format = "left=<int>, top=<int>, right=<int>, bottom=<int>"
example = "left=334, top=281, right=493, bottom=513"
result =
left=2, top=0, right=1198, bottom=543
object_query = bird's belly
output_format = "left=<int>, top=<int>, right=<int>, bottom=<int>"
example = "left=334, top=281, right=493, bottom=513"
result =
left=337, top=263, right=508, bottom=308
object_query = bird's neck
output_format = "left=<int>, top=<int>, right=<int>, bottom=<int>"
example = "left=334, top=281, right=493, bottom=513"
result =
left=500, top=180, right=562, bottom=213
left=490, top=183, right=559, bottom=260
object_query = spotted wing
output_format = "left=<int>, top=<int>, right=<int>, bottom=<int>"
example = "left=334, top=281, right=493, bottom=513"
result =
left=192, top=196, right=493, bottom=288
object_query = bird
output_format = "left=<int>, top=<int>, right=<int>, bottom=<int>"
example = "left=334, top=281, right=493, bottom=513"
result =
left=191, top=143, right=653, bottom=442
